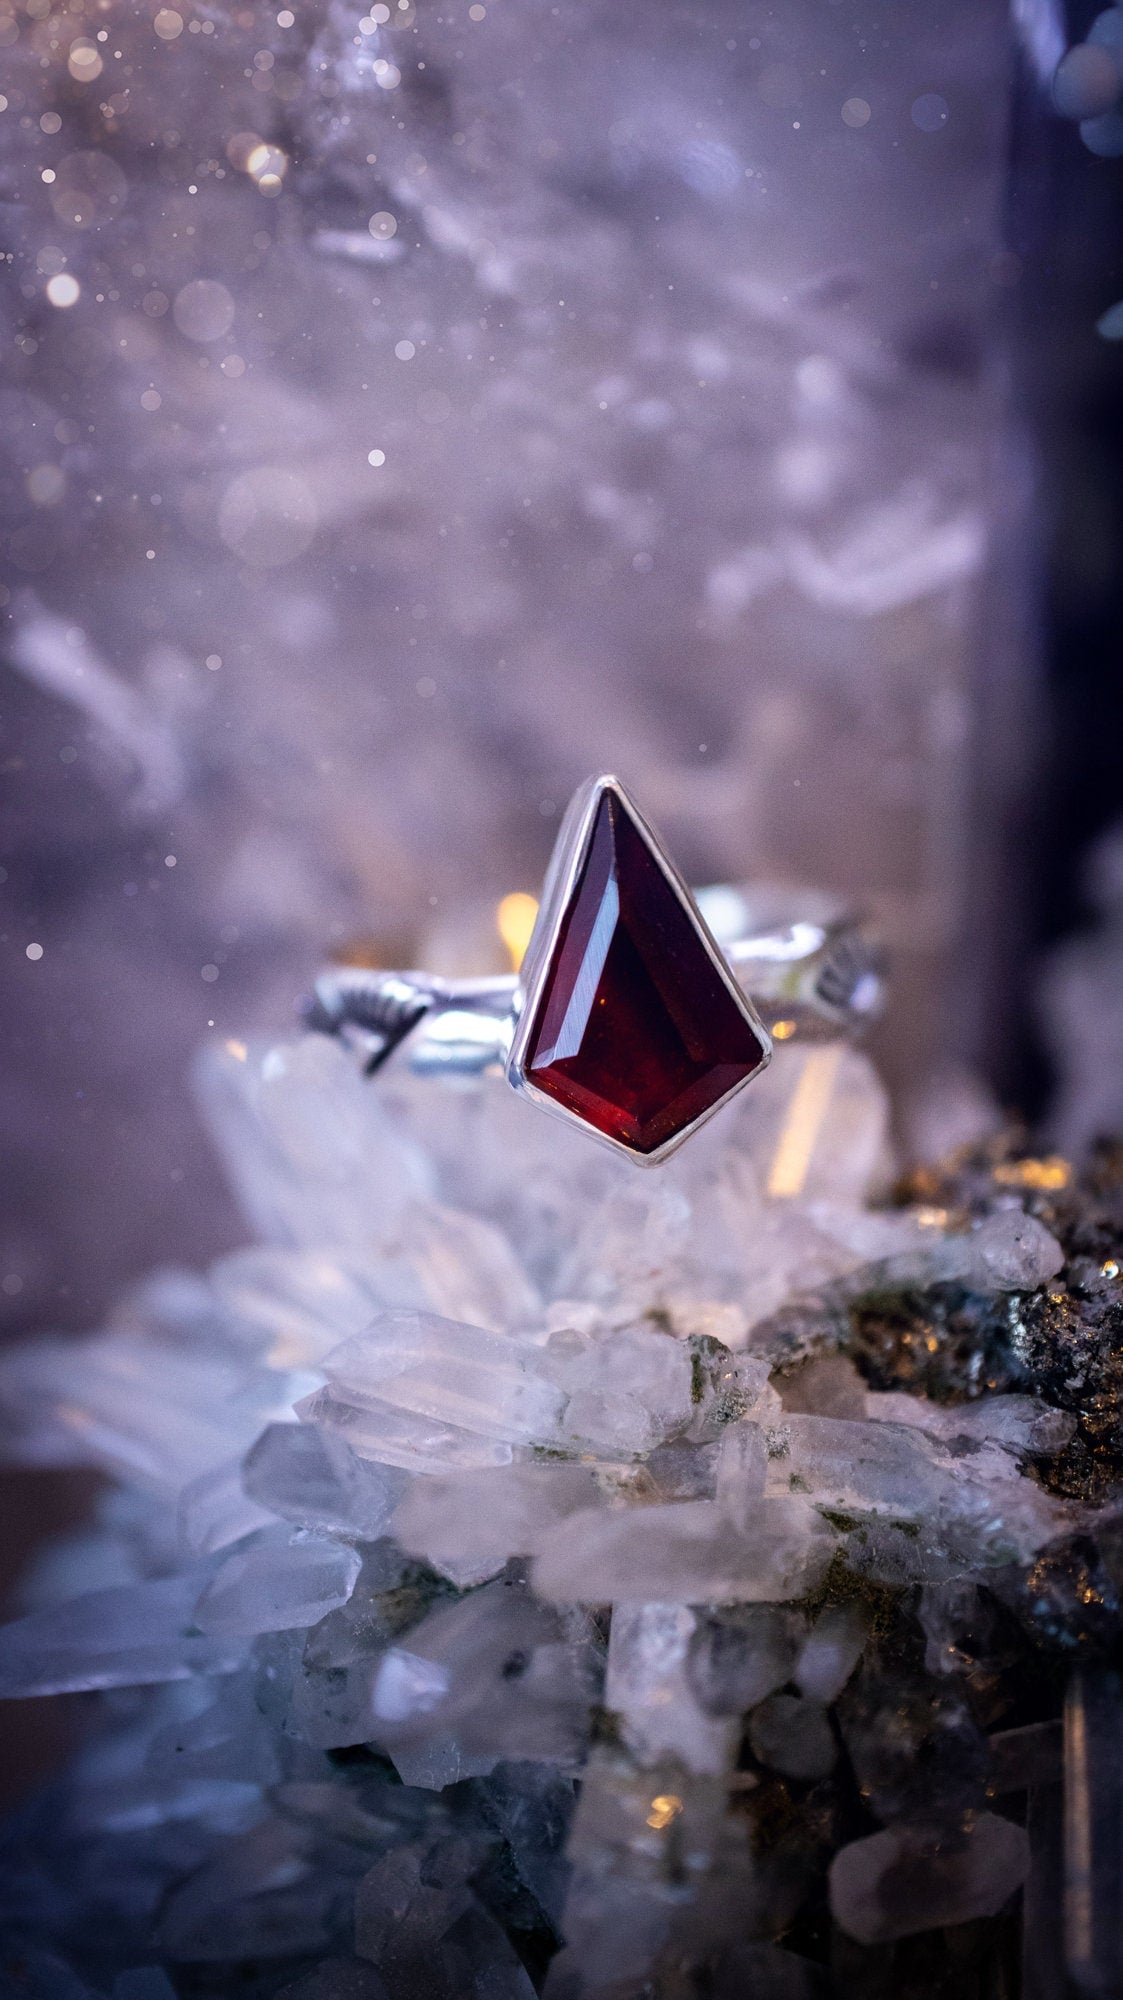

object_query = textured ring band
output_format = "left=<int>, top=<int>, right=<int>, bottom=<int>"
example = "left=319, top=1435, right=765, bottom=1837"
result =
left=307, top=775, right=883, bottom=1164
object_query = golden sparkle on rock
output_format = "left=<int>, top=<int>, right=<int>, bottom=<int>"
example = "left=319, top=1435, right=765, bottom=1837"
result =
left=646, top=1794, right=683, bottom=1831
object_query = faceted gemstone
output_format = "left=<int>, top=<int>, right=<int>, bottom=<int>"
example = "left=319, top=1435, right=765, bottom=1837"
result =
left=522, top=789, right=767, bottom=1155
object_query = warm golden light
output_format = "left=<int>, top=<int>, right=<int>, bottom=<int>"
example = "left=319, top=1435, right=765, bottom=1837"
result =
left=244, top=142, right=289, bottom=195
left=993, top=1156, right=1071, bottom=1191
left=224, top=1039, right=248, bottom=1062
left=497, top=892, right=538, bottom=970
left=771, top=1018, right=797, bottom=1041
left=646, top=1794, right=683, bottom=1831
left=767, top=1047, right=842, bottom=1199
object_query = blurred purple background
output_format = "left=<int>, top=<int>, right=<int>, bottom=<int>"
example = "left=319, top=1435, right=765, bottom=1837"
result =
left=0, top=0, right=1041, bottom=1334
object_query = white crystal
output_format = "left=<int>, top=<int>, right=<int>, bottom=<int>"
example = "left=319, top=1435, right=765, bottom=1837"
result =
left=537, top=1321, right=721, bottom=1454
left=195, top=1036, right=433, bottom=1250
left=606, top=1603, right=739, bottom=1777
left=366, top=1578, right=598, bottom=1779
left=942, top=1210, right=1065, bottom=1292
left=436, top=1905, right=538, bottom=2000
left=686, top=1607, right=803, bottom=1715
left=197, top=1041, right=541, bottom=1330
left=0, top=1326, right=306, bottom=1495
left=766, top=1413, right=952, bottom=1517
left=241, top=1422, right=404, bottom=1540
left=716, top=1044, right=894, bottom=1208
left=193, top=1533, right=361, bottom=1637
left=315, top=1310, right=567, bottom=1447
left=866, top=1390, right=1076, bottom=1458
left=0, top=1574, right=244, bottom=1696
left=377, top=1066, right=630, bottom=1299
left=301, top=1308, right=730, bottom=1473
left=353, top=1843, right=535, bottom=1995
left=391, top=1462, right=604, bottom=1587
left=154, top=1812, right=366, bottom=1960
left=291, top=1542, right=425, bottom=1749
left=765, top=1412, right=1068, bottom=1564
left=714, top=1420, right=769, bottom=1529
left=146, top=1673, right=282, bottom=1786
left=296, top=1384, right=516, bottom=1475
left=353, top=1843, right=474, bottom=1969
left=533, top=1497, right=836, bottom=1605
left=546, top=1756, right=744, bottom=1993
left=793, top=1602, right=868, bottom=1704
left=370, top=1648, right=450, bottom=1724
left=177, top=1458, right=275, bottom=1558
left=384, top=1735, right=501, bottom=1791
left=549, top=1054, right=903, bottom=1349
left=829, top=1813, right=1030, bottom=1944
left=210, top=1246, right=398, bottom=1368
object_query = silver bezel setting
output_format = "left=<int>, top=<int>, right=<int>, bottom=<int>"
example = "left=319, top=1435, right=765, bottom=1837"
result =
left=504, top=774, right=773, bottom=1166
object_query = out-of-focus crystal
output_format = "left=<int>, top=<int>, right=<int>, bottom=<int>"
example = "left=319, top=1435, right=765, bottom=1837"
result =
left=177, top=1458, right=275, bottom=1558
left=748, top=1692, right=836, bottom=1782
left=793, top=1603, right=869, bottom=1704
left=686, top=1605, right=803, bottom=1717
left=195, top=1037, right=433, bottom=1250
left=275, top=1962, right=390, bottom=2000
left=193, top=1534, right=361, bottom=1637
left=829, top=1813, right=1030, bottom=1944
left=1064, top=1667, right=1123, bottom=1994
left=839, top=1671, right=990, bottom=1826
left=0, top=1573, right=245, bottom=1696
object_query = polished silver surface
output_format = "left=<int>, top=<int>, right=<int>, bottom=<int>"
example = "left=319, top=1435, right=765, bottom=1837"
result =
left=307, top=911, right=882, bottom=1075
left=305, top=774, right=884, bottom=1157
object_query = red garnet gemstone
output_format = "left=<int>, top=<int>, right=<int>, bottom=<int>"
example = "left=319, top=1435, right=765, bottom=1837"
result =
left=522, top=789, right=767, bottom=1155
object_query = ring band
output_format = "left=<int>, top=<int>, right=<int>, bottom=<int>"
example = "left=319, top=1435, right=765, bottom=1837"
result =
left=306, top=775, right=882, bottom=1164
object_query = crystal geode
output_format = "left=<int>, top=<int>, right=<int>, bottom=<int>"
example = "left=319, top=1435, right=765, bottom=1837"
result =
left=2, top=1035, right=1121, bottom=1998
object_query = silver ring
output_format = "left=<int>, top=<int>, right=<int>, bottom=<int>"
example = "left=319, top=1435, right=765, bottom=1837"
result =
left=305, top=775, right=883, bottom=1165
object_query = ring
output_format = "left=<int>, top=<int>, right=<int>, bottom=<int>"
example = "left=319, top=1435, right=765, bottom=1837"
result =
left=305, top=775, right=883, bottom=1164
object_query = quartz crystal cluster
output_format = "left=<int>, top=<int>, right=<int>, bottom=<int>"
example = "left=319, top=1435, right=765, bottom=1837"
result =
left=2, top=1035, right=1122, bottom=1998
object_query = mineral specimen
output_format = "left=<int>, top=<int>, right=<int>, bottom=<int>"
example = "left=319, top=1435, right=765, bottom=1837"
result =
left=3, top=1040, right=1123, bottom=1997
